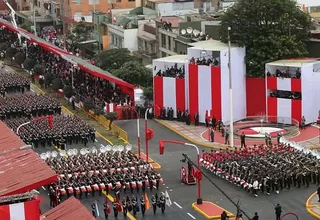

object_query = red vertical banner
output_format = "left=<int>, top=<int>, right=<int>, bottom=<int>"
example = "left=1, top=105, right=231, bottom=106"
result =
left=246, top=77, right=266, bottom=116
left=267, top=77, right=277, bottom=90
left=24, top=199, right=40, bottom=220
left=175, top=78, right=185, bottom=112
left=268, top=97, right=277, bottom=123
left=188, top=64, right=199, bottom=121
left=211, top=66, right=222, bottom=121
left=291, top=78, right=301, bottom=92
left=291, top=99, right=302, bottom=125
left=153, top=76, right=164, bottom=116
left=0, top=204, right=10, bottom=220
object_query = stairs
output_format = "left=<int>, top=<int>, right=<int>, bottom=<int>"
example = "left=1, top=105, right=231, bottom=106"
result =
left=186, top=174, right=196, bottom=185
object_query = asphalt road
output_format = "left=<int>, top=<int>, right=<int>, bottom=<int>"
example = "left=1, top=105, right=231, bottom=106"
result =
left=114, top=119, right=318, bottom=220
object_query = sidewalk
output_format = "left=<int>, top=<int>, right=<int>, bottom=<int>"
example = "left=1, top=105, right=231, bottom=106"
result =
left=154, top=119, right=229, bottom=149
left=306, top=192, right=320, bottom=219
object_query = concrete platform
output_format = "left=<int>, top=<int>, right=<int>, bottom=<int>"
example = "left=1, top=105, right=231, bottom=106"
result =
left=192, top=201, right=234, bottom=219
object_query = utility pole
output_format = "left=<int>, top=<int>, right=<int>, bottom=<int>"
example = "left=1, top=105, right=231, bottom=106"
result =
left=33, top=2, right=37, bottom=36
left=228, top=26, right=233, bottom=147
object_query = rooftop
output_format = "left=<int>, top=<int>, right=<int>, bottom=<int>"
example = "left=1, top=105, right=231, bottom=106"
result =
left=267, top=59, right=320, bottom=67
left=154, top=55, right=187, bottom=63
left=188, top=39, right=238, bottom=51
left=148, top=0, right=175, bottom=3
left=41, top=197, right=95, bottom=220
left=156, top=16, right=185, bottom=28
left=0, top=121, right=25, bottom=153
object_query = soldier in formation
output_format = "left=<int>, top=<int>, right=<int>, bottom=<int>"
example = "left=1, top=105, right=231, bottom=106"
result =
left=0, top=68, right=30, bottom=93
left=46, top=150, right=164, bottom=201
left=201, top=144, right=320, bottom=197
left=5, top=115, right=95, bottom=148
left=0, top=93, right=61, bottom=120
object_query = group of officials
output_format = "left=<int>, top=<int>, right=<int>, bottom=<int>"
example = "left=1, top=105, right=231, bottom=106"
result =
left=201, top=144, right=319, bottom=197
left=46, top=150, right=167, bottom=218
left=0, top=93, right=61, bottom=120
left=5, top=115, right=95, bottom=148
left=155, top=64, right=185, bottom=78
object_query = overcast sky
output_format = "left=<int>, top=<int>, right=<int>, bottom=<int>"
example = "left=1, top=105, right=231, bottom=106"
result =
left=297, top=0, right=319, bottom=7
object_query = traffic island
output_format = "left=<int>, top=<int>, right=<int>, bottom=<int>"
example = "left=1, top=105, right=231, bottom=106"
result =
left=306, top=192, right=320, bottom=219
left=192, top=201, right=235, bottom=219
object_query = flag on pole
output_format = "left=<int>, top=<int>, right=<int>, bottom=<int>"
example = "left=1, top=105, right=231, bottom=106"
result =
left=112, top=16, right=117, bottom=23
left=165, top=190, right=172, bottom=207
left=144, top=193, right=151, bottom=210
left=95, top=200, right=100, bottom=217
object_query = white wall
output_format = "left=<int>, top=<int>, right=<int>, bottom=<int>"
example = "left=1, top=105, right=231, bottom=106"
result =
left=313, top=62, right=320, bottom=72
left=220, top=47, right=246, bottom=123
left=157, top=2, right=196, bottom=16
left=302, top=64, right=315, bottom=124
left=124, top=29, right=138, bottom=52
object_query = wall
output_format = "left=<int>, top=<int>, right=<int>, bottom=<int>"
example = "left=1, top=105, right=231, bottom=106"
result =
left=102, top=35, right=109, bottom=50
left=124, top=28, right=138, bottom=52
left=246, top=77, right=266, bottom=116
left=204, top=25, right=221, bottom=40
left=305, top=64, right=320, bottom=123
left=175, top=41, right=188, bottom=55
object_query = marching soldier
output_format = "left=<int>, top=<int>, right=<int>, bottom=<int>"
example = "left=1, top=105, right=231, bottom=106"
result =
left=132, top=196, right=137, bottom=216
left=159, top=192, right=166, bottom=214
left=140, top=195, right=146, bottom=216
left=122, top=198, right=127, bottom=217
left=103, top=201, right=110, bottom=219
left=91, top=203, right=97, bottom=217
left=151, top=194, right=157, bottom=214
left=112, top=201, right=118, bottom=218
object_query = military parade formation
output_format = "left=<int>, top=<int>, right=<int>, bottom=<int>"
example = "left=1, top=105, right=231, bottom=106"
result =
left=201, top=143, right=319, bottom=197
left=0, top=67, right=30, bottom=95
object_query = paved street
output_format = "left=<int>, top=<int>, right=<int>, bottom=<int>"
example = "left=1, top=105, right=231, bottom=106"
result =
left=115, top=119, right=318, bottom=220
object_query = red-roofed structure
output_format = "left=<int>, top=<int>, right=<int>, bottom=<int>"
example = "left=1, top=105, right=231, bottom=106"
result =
left=0, top=121, right=57, bottom=196
left=40, top=197, right=95, bottom=220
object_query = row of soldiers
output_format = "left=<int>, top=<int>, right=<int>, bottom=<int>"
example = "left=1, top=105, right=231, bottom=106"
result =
left=0, top=93, right=61, bottom=120
left=5, top=115, right=95, bottom=148
left=0, top=66, right=30, bottom=94
left=201, top=144, right=320, bottom=197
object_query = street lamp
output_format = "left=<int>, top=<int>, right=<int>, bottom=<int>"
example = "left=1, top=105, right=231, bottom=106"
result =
left=159, top=140, right=202, bottom=204
left=227, top=26, right=234, bottom=148
left=144, top=105, right=160, bottom=162
left=16, top=115, right=53, bottom=135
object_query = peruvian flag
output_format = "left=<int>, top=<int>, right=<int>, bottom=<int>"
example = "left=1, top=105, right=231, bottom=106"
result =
left=153, top=76, right=185, bottom=118
left=0, top=200, right=40, bottom=220
left=112, top=16, right=117, bottom=23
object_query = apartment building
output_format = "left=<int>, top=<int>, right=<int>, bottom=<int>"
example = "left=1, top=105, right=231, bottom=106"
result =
left=135, top=21, right=157, bottom=63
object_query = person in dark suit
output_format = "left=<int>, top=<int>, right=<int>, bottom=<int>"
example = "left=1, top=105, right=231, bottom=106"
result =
left=210, top=128, right=214, bottom=143
left=275, top=204, right=282, bottom=220
left=240, top=133, right=246, bottom=148
left=194, top=112, right=199, bottom=126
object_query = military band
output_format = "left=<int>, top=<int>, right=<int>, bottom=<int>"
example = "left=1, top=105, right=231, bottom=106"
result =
left=201, top=144, right=319, bottom=197
left=5, top=115, right=95, bottom=148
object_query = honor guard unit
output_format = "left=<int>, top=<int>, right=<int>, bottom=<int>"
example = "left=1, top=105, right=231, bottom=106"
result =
left=42, top=145, right=164, bottom=201
left=201, top=141, right=320, bottom=197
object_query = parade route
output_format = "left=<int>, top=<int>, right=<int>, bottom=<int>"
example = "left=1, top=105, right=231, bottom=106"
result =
left=115, top=119, right=318, bottom=219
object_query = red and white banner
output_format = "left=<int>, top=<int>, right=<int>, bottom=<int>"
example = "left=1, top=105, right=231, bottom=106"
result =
left=153, top=76, right=185, bottom=117
left=267, top=77, right=301, bottom=92
left=104, top=103, right=117, bottom=113
left=267, top=97, right=301, bottom=124
left=188, top=64, right=222, bottom=123
left=0, top=200, right=40, bottom=220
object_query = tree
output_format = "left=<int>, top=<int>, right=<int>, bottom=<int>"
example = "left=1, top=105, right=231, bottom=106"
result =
left=220, top=0, right=314, bottom=77
left=23, top=58, right=36, bottom=71
left=44, top=72, right=54, bottom=86
left=51, top=78, right=63, bottom=91
left=143, top=86, right=153, bottom=101
left=14, top=52, right=26, bottom=65
left=20, top=21, right=32, bottom=32
left=63, top=85, right=73, bottom=98
left=33, top=64, right=45, bottom=75
left=113, top=61, right=152, bottom=87
left=6, top=47, right=17, bottom=59
left=104, top=112, right=118, bottom=130
left=83, top=96, right=94, bottom=110
left=67, top=21, right=93, bottom=45
left=94, top=48, right=142, bottom=72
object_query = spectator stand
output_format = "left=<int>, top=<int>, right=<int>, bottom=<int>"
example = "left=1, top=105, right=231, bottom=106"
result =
left=186, top=40, right=246, bottom=124
left=40, top=196, right=95, bottom=220
left=266, top=59, right=320, bottom=125
left=153, top=55, right=187, bottom=117
left=0, top=120, right=57, bottom=197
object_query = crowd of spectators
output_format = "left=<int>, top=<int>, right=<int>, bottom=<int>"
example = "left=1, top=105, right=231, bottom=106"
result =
left=270, top=90, right=301, bottom=100
left=0, top=93, right=61, bottom=120
left=267, top=68, right=301, bottom=79
left=190, top=57, right=219, bottom=66
left=155, top=64, right=185, bottom=78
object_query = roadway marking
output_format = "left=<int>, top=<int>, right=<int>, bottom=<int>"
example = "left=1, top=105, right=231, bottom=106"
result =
left=174, top=202, right=182, bottom=209
left=100, top=144, right=104, bottom=148
left=95, top=139, right=98, bottom=142
left=187, top=213, right=196, bottom=219
left=31, top=89, right=34, bottom=92
left=41, top=186, right=46, bottom=190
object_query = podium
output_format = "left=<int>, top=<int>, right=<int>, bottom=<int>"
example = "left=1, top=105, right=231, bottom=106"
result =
left=180, top=165, right=196, bottom=185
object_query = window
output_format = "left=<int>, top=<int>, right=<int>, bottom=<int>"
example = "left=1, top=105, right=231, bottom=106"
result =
left=128, top=0, right=135, bottom=2
left=168, top=36, right=171, bottom=50
left=144, top=41, right=148, bottom=51
left=119, top=38, right=123, bottom=48
left=74, top=12, right=82, bottom=21
left=162, top=52, right=166, bottom=57
left=73, top=0, right=80, bottom=4
left=116, top=0, right=121, bottom=2
left=89, top=0, right=99, bottom=4
left=161, top=33, right=166, bottom=48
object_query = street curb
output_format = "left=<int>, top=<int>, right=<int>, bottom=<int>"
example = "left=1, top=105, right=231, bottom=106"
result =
left=306, top=192, right=320, bottom=219
left=191, top=201, right=234, bottom=219
left=154, top=119, right=226, bottom=149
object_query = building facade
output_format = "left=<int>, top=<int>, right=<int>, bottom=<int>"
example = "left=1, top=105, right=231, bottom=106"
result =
left=136, top=21, right=157, bottom=63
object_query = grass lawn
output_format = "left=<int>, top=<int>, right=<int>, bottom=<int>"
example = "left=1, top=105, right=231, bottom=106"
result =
left=5, top=62, right=125, bottom=145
